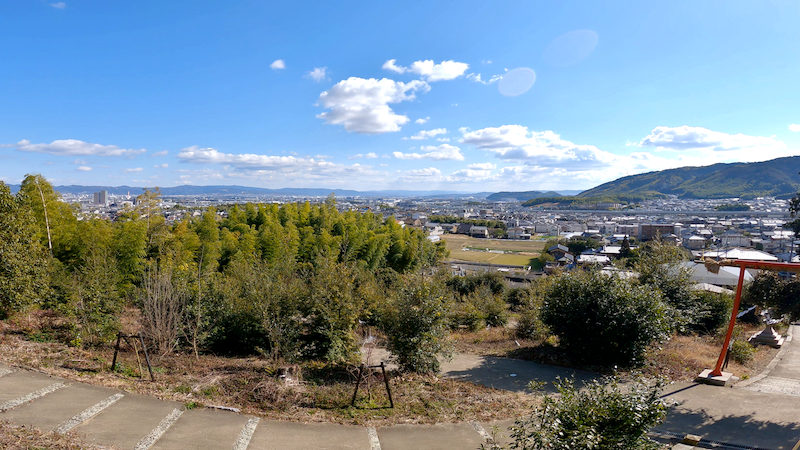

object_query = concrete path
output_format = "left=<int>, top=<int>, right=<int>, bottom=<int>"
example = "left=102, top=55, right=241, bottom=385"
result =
left=0, top=361, right=507, bottom=450
left=740, top=324, right=800, bottom=397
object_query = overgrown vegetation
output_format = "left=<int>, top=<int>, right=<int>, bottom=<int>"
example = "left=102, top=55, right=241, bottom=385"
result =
left=0, top=176, right=447, bottom=368
left=506, top=375, right=668, bottom=449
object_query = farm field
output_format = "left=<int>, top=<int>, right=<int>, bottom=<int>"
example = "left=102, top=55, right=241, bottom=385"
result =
left=441, top=234, right=544, bottom=266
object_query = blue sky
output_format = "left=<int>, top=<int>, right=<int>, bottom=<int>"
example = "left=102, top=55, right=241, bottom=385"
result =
left=2, top=1, right=800, bottom=191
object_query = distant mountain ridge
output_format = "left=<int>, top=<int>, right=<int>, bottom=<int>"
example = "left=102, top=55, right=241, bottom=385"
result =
left=486, top=190, right=563, bottom=202
left=3, top=183, right=488, bottom=199
left=578, top=156, right=800, bottom=199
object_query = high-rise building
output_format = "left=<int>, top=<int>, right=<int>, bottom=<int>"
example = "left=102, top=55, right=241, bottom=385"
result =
left=93, top=190, right=108, bottom=205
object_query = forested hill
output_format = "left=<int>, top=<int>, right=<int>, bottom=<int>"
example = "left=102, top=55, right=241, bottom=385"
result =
left=485, top=190, right=562, bottom=202
left=578, top=156, right=800, bottom=199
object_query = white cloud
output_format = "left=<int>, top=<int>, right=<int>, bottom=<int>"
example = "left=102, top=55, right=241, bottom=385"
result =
left=789, top=124, right=800, bottom=132
left=177, top=146, right=378, bottom=185
left=466, top=73, right=503, bottom=85
left=415, top=117, right=430, bottom=124
left=270, top=59, right=286, bottom=70
left=154, top=163, right=169, bottom=168
left=640, top=125, right=781, bottom=151
left=468, top=162, right=496, bottom=170
left=124, top=167, right=143, bottom=173
left=407, top=167, right=441, bottom=176
left=461, top=125, right=614, bottom=168
left=50, top=2, right=66, bottom=9
left=382, top=59, right=469, bottom=82
left=76, top=166, right=92, bottom=172
left=349, top=152, right=378, bottom=159
left=152, top=150, right=168, bottom=157
left=392, top=143, right=464, bottom=161
left=447, top=163, right=497, bottom=182
left=382, top=59, right=406, bottom=74
left=317, top=77, right=430, bottom=134
left=405, top=128, right=447, bottom=140
left=16, top=139, right=146, bottom=157
left=306, top=67, right=328, bottom=82
left=638, top=125, right=792, bottom=163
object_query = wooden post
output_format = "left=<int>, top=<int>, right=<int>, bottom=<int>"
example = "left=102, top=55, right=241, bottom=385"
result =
left=380, top=362, right=394, bottom=408
left=139, top=332, right=155, bottom=382
left=110, top=332, right=122, bottom=372
left=351, top=365, right=364, bottom=406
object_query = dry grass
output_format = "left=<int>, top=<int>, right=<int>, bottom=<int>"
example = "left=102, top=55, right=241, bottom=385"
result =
left=441, top=235, right=543, bottom=265
left=450, top=326, right=535, bottom=356
left=0, top=420, right=103, bottom=449
left=643, top=324, right=779, bottom=382
left=0, top=314, right=537, bottom=427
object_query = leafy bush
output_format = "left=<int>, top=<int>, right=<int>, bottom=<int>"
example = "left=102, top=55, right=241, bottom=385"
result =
left=450, top=301, right=485, bottom=331
left=381, top=278, right=452, bottom=373
left=509, top=375, right=668, bottom=449
left=730, top=340, right=755, bottom=364
left=685, top=291, right=732, bottom=335
left=467, top=286, right=509, bottom=327
left=541, top=270, right=671, bottom=367
left=515, top=308, right=548, bottom=341
left=747, top=272, right=800, bottom=321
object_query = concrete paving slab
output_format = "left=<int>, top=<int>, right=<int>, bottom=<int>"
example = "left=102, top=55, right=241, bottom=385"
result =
left=0, top=370, right=62, bottom=404
left=150, top=407, right=249, bottom=450
left=247, top=420, right=371, bottom=450
left=659, top=382, right=800, bottom=449
left=2, top=381, right=118, bottom=432
left=377, top=423, right=485, bottom=450
left=74, top=391, right=181, bottom=449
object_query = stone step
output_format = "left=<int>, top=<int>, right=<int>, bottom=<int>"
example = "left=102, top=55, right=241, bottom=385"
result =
left=247, top=420, right=372, bottom=450
left=73, top=391, right=182, bottom=449
left=0, top=370, right=62, bottom=406
left=2, top=381, right=118, bottom=432
left=376, top=423, right=486, bottom=450
left=150, top=407, right=250, bottom=450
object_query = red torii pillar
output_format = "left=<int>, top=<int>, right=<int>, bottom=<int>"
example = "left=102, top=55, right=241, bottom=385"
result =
left=702, top=259, right=800, bottom=382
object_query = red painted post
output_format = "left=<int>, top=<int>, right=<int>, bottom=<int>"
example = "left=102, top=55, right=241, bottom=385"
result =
left=709, top=265, right=746, bottom=377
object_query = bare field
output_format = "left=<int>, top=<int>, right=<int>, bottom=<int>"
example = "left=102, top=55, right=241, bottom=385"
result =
left=441, top=234, right=543, bottom=265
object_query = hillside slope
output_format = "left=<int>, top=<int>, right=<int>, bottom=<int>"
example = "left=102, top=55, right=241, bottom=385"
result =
left=579, top=156, right=800, bottom=199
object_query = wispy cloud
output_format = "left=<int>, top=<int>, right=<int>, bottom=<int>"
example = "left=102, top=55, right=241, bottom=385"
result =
left=306, top=67, right=328, bottom=82
left=270, top=59, right=286, bottom=70
left=16, top=139, right=145, bottom=157
left=49, top=2, right=66, bottom=9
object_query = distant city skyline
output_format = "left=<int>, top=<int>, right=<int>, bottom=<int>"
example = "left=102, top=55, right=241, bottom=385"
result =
left=2, top=1, right=800, bottom=191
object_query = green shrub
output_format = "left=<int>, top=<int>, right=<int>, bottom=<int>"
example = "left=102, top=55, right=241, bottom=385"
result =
left=541, top=270, right=671, bottom=367
left=450, top=301, right=485, bottom=331
left=509, top=375, right=668, bottom=449
left=730, top=340, right=755, bottom=364
left=381, top=278, right=452, bottom=373
left=515, top=308, right=548, bottom=341
left=467, top=286, right=509, bottom=328
left=685, top=291, right=732, bottom=335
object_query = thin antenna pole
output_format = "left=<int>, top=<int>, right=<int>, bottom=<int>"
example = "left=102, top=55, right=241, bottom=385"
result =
left=35, top=178, right=53, bottom=256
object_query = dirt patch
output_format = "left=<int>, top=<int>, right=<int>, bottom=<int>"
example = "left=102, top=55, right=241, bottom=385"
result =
left=0, top=420, right=103, bottom=449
